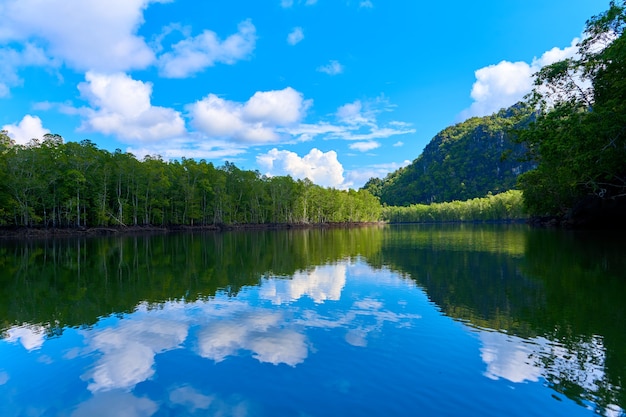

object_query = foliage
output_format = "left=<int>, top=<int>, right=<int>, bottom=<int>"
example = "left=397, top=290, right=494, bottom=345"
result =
left=517, top=1, right=626, bottom=216
left=0, top=136, right=382, bottom=227
left=364, top=104, right=535, bottom=206
left=382, top=190, right=526, bottom=223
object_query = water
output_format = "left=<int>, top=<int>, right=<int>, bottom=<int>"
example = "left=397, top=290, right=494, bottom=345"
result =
left=0, top=224, right=624, bottom=416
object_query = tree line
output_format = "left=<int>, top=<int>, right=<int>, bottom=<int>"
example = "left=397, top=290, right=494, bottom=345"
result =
left=381, top=190, right=526, bottom=223
left=0, top=133, right=382, bottom=228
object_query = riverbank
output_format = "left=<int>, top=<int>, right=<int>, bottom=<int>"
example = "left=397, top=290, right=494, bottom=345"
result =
left=0, top=222, right=385, bottom=240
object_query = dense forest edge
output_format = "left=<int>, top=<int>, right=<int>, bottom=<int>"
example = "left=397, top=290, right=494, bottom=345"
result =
left=1, top=2, right=624, bottom=235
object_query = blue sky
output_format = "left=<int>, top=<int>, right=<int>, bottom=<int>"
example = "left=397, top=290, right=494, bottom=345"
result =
left=0, top=0, right=609, bottom=188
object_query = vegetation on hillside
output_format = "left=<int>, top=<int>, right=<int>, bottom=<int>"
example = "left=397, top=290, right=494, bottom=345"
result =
left=363, top=105, right=535, bottom=206
left=516, top=1, right=626, bottom=218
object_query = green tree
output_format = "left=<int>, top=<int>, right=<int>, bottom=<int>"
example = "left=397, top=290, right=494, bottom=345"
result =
left=517, top=1, right=626, bottom=217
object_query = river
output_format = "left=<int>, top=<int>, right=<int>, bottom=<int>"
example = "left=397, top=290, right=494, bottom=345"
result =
left=0, top=224, right=624, bottom=416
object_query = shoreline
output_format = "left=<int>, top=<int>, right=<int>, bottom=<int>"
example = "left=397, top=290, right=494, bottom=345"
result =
left=0, top=222, right=386, bottom=240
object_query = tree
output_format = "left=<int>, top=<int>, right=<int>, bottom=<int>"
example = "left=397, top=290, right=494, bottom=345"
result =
left=517, top=1, right=626, bottom=217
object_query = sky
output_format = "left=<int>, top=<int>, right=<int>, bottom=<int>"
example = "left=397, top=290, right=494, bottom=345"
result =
left=0, top=0, right=611, bottom=189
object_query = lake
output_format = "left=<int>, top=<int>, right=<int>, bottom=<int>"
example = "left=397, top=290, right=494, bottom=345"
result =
left=0, top=224, right=624, bottom=416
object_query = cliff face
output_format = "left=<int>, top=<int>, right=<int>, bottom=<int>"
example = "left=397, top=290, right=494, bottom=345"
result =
left=366, top=105, right=535, bottom=206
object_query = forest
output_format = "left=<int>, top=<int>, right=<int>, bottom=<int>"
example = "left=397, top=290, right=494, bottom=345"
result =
left=1, top=2, right=623, bottom=230
left=0, top=132, right=382, bottom=228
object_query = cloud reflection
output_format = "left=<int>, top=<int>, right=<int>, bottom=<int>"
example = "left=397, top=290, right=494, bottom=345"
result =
left=260, top=264, right=346, bottom=304
left=196, top=310, right=308, bottom=366
left=83, top=315, right=188, bottom=392
left=6, top=324, right=47, bottom=351
left=478, top=329, right=624, bottom=415
left=71, top=390, right=158, bottom=417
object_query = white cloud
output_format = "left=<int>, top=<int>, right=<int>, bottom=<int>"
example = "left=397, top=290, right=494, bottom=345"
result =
left=0, top=0, right=162, bottom=73
left=336, top=100, right=372, bottom=125
left=280, top=0, right=294, bottom=7
left=189, top=87, right=311, bottom=144
left=158, top=20, right=256, bottom=78
left=287, top=27, right=304, bottom=46
left=0, top=43, right=56, bottom=97
left=461, top=38, right=579, bottom=119
left=2, top=115, right=50, bottom=145
left=317, top=60, right=344, bottom=75
left=331, top=97, right=416, bottom=141
left=78, top=72, right=186, bottom=142
left=257, top=148, right=345, bottom=187
left=359, top=1, right=374, bottom=8
left=393, top=141, right=404, bottom=147
left=349, top=141, right=380, bottom=152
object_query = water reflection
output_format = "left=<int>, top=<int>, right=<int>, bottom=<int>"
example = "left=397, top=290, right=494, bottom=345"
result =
left=260, top=264, right=347, bottom=304
left=0, top=225, right=625, bottom=416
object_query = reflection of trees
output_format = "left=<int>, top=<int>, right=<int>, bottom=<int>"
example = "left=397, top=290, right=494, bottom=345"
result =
left=0, top=226, right=384, bottom=333
left=367, top=225, right=626, bottom=413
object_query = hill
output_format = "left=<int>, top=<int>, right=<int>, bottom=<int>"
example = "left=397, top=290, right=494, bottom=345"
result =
left=363, top=104, right=535, bottom=206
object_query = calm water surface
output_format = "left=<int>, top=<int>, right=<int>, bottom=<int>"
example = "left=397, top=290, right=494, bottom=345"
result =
left=0, top=224, right=624, bottom=416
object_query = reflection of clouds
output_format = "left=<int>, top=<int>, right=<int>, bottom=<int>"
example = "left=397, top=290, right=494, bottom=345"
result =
left=71, top=390, right=158, bottom=417
left=480, top=331, right=543, bottom=383
left=0, top=371, right=9, bottom=385
left=260, top=264, right=346, bottom=304
left=197, top=310, right=308, bottom=366
left=83, top=315, right=188, bottom=392
left=479, top=330, right=624, bottom=415
left=6, top=325, right=46, bottom=351
left=169, top=385, right=251, bottom=417
left=297, top=297, right=421, bottom=348
left=169, top=386, right=213, bottom=412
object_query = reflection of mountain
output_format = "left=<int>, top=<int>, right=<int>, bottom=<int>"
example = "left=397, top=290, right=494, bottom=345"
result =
left=369, top=225, right=626, bottom=413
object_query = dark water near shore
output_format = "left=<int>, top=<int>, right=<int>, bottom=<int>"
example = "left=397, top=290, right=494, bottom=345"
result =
left=0, top=224, right=625, bottom=416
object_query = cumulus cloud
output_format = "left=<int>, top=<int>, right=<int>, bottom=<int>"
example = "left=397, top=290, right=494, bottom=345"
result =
left=257, top=148, right=345, bottom=187
left=71, top=391, right=158, bottom=417
left=158, top=20, right=256, bottom=78
left=78, top=72, right=186, bottom=142
left=317, top=60, right=344, bottom=75
left=460, top=38, right=580, bottom=119
left=2, top=115, right=50, bottom=145
left=287, top=27, right=305, bottom=46
left=189, top=87, right=311, bottom=144
left=0, top=0, right=162, bottom=73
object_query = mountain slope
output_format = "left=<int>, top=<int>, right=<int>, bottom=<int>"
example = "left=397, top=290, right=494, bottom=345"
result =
left=365, top=105, right=535, bottom=206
